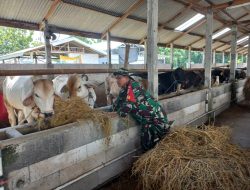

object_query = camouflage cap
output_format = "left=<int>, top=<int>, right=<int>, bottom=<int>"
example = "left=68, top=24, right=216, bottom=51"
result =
left=113, top=68, right=130, bottom=77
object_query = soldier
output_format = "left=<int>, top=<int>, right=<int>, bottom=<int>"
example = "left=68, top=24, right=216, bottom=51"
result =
left=112, top=68, right=170, bottom=151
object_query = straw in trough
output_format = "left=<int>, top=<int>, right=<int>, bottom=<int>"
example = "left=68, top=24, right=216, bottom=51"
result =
left=132, top=126, right=250, bottom=190
left=37, top=97, right=113, bottom=141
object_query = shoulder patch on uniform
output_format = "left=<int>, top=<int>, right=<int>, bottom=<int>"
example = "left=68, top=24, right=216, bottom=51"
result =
left=127, top=83, right=136, bottom=102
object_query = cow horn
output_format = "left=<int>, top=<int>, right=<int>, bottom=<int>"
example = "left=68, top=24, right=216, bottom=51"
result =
left=81, top=74, right=88, bottom=81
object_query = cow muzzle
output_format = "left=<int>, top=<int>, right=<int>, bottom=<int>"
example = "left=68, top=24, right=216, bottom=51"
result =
left=43, top=112, right=54, bottom=118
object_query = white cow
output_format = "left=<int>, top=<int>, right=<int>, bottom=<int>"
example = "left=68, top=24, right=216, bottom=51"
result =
left=3, top=76, right=55, bottom=126
left=105, top=74, right=148, bottom=105
left=53, top=74, right=98, bottom=108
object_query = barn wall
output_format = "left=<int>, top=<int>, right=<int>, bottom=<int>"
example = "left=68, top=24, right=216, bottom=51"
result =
left=0, top=80, right=246, bottom=190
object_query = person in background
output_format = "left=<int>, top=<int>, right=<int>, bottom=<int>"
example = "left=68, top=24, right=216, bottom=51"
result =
left=112, top=68, right=171, bottom=151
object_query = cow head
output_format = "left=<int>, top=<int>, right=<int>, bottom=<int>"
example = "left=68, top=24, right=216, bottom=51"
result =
left=23, top=79, right=55, bottom=118
left=173, top=68, right=186, bottom=88
left=105, top=74, right=121, bottom=105
left=67, top=74, right=97, bottom=108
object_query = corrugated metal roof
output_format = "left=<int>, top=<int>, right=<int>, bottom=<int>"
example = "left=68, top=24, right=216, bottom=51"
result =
left=69, top=0, right=137, bottom=15
left=49, top=3, right=117, bottom=33
left=0, top=0, right=52, bottom=22
left=111, top=18, right=147, bottom=40
left=0, top=0, right=249, bottom=52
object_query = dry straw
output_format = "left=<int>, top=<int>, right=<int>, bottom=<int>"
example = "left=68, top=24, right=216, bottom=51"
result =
left=132, top=126, right=250, bottom=190
left=37, top=97, right=112, bottom=141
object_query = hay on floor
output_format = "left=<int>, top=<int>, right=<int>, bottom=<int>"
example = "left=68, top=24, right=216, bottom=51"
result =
left=132, top=126, right=250, bottom=190
left=37, top=97, right=113, bottom=141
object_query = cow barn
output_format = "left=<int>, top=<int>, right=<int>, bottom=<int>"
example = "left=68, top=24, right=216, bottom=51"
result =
left=0, top=0, right=250, bottom=189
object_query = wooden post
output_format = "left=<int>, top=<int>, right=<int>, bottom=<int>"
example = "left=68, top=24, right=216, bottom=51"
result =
left=144, top=41, right=147, bottom=67
left=247, top=34, right=250, bottom=76
left=213, top=51, right=216, bottom=66
left=147, top=0, right=158, bottom=100
left=204, top=8, right=213, bottom=119
left=204, top=8, right=213, bottom=89
left=202, top=48, right=205, bottom=65
left=107, top=31, right=112, bottom=69
left=230, top=24, right=237, bottom=81
left=170, top=43, right=174, bottom=69
left=188, top=46, right=191, bottom=68
left=43, top=20, right=52, bottom=69
left=222, top=51, right=225, bottom=64
left=124, top=43, right=130, bottom=69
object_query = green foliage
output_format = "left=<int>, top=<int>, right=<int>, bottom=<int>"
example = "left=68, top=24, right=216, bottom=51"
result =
left=0, top=27, right=33, bottom=55
left=215, top=52, right=222, bottom=63
left=158, top=47, right=203, bottom=68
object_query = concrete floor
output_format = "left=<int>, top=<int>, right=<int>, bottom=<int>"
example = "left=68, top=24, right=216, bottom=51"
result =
left=215, top=103, right=250, bottom=148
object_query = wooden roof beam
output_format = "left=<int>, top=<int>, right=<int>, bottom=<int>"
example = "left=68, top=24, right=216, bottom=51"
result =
left=101, top=0, right=144, bottom=39
left=186, top=25, right=229, bottom=47
left=139, top=2, right=194, bottom=44
left=238, top=48, right=248, bottom=54
left=39, top=0, right=61, bottom=30
left=212, top=0, right=250, bottom=10
left=182, top=0, right=248, bottom=33
left=168, top=19, right=206, bottom=44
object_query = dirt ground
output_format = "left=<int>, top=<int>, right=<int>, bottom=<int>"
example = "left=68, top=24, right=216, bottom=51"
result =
left=97, top=103, right=250, bottom=190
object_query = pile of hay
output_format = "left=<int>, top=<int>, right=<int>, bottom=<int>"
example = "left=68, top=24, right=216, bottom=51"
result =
left=37, top=97, right=112, bottom=140
left=132, top=126, right=250, bottom=190
left=243, top=77, right=250, bottom=100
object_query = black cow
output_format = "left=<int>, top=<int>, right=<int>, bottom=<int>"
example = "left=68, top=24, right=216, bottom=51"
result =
left=235, top=69, right=246, bottom=80
left=182, top=70, right=204, bottom=89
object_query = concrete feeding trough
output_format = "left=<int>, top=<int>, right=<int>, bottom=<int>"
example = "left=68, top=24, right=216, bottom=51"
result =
left=0, top=80, right=245, bottom=190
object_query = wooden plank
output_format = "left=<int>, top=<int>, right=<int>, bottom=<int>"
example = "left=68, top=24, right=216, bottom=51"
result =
left=170, top=43, right=174, bottom=69
left=39, top=0, right=61, bottom=30
left=230, top=25, right=237, bottom=81
left=124, top=44, right=130, bottom=69
left=101, top=0, right=144, bottom=39
left=212, top=0, right=250, bottom=9
left=146, top=0, right=158, bottom=100
left=204, top=8, right=213, bottom=88
left=107, top=31, right=112, bottom=69
left=188, top=46, right=191, bottom=68
left=247, top=35, right=250, bottom=76
left=168, top=19, right=206, bottom=44
left=139, top=3, right=193, bottom=44
left=44, top=20, right=52, bottom=69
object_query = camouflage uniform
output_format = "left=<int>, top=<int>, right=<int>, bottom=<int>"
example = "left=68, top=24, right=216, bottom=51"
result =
left=113, top=79, right=169, bottom=151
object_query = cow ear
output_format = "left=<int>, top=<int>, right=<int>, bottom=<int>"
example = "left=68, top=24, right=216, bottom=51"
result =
left=81, top=74, right=88, bottom=81
left=60, top=85, right=69, bottom=93
left=23, top=96, right=34, bottom=107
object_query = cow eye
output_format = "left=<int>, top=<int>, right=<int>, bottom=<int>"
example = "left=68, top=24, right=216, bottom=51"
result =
left=78, top=86, right=81, bottom=89
left=35, top=93, right=39, bottom=98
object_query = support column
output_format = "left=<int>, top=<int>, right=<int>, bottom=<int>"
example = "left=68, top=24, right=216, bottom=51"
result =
left=124, top=44, right=130, bottom=69
left=230, top=24, right=237, bottom=81
left=247, top=33, right=250, bottom=76
left=43, top=20, right=52, bottom=69
left=213, top=50, right=216, bottom=66
left=188, top=46, right=191, bottom=68
left=144, top=41, right=147, bottom=67
left=107, top=31, right=112, bottom=69
left=147, top=0, right=158, bottom=99
left=170, top=43, right=174, bottom=69
left=204, top=8, right=213, bottom=89
left=202, top=48, right=205, bottom=65
left=222, top=51, right=225, bottom=64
